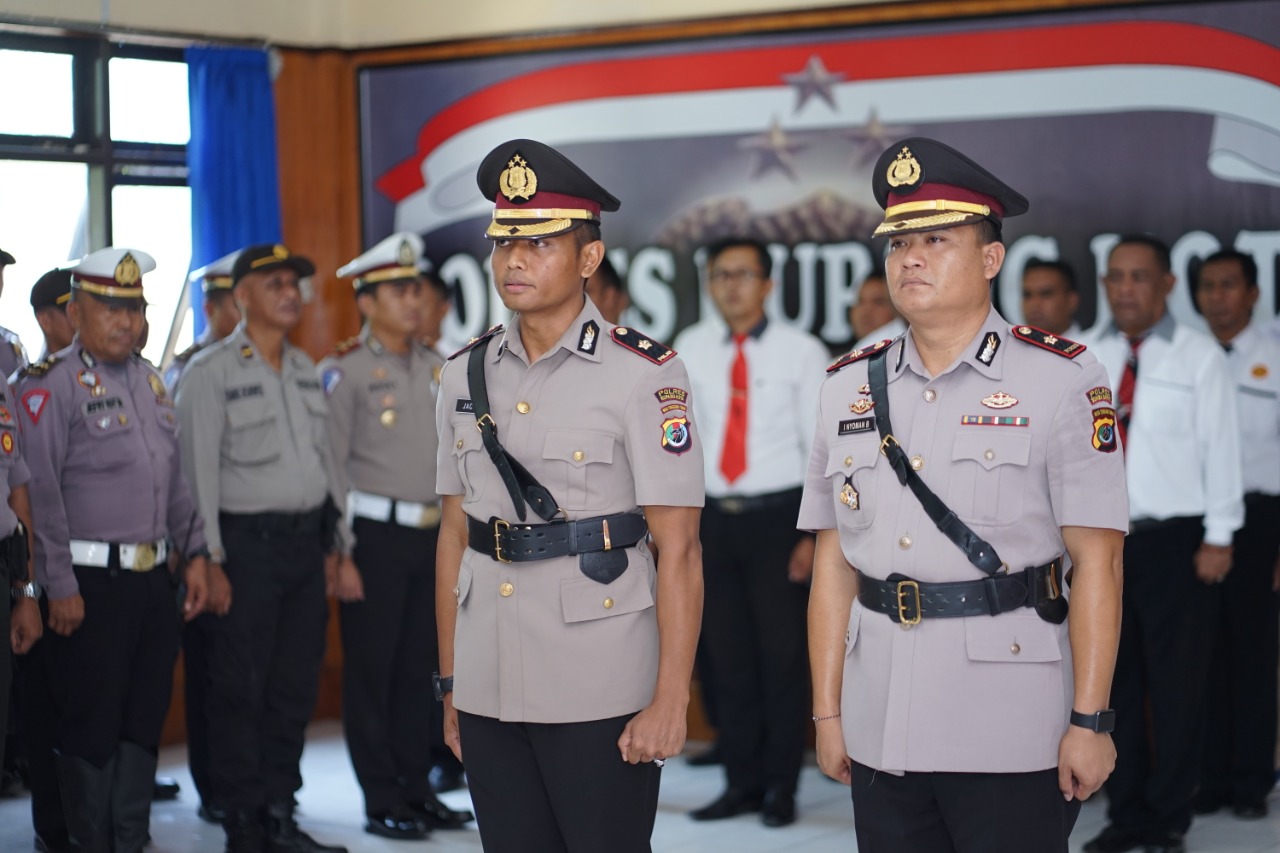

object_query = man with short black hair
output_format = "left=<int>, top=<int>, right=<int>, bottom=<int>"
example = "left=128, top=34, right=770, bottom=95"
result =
left=30, top=268, right=76, bottom=359
left=1022, top=258, right=1082, bottom=337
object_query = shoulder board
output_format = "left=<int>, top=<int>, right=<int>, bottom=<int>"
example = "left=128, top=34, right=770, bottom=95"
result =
left=333, top=336, right=362, bottom=357
left=1010, top=325, right=1086, bottom=359
left=446, top=324, right=504, bottom=361
left=18, top=355, right=59, bottom=379
left=610, top=327, right=676, bottom=365
left=827, top=338, right=894, bottom=374
left=175, top=341, right=206, bottom=364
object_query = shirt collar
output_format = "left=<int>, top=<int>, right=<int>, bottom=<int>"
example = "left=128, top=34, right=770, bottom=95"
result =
left=723, top=314, right=769, bottom=344
left=894, top=305, right=1007, bottom=383
left=1104, top=307, right=1177, bottom=343
left=496, top=297, right=607, bottom=365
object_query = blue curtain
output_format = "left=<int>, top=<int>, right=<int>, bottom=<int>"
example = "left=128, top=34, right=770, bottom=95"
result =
left=186, top=46, right=282, bottom=336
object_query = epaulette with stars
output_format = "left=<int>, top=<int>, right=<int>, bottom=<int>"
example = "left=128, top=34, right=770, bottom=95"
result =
left=333, top=337, right=362, bottom=358
left=826, top=337, right=895, bottom=374
left=610, top=327, right=675, bottom=365
left=447, top=324, right=504, bottom=361
left=1010, top=325, right=1086, bottom=359
left=18, top=355, right=59, bottom=379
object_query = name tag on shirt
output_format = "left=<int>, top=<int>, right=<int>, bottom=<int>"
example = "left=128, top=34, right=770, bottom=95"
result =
left=225, top=384, right=264, bottom=402
left=838, top=417, right=875, bottom=436
left=455, top=398, right=475, bottom=414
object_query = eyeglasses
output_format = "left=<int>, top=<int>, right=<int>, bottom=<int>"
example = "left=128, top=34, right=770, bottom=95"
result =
left=708, top=269, right=765, bottom=284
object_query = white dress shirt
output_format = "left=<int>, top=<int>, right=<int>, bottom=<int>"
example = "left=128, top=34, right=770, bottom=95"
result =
left=1082, top=312, right=1244, bottom=546
left=1224, top=324, right=1280, bottom=497
left=854, top=317, right=907, bottom=351
left=674, top=316, right=830, bottom=499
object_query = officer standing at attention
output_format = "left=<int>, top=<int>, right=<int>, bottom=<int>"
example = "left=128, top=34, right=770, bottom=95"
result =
left=176, top=244, right=347, bottom=853
left=1, top=248, right=30, bottom=378
left=17, top=247, right=209, bottom=852
left=165, top=250, right=243, bottom=392
left=30, top=268, right=77, bottom=359
left=435, top=139, right=705, bottom=853
left=801, top=139, right=1129, bottom=853
left=321, top=232, right=473, bottom=840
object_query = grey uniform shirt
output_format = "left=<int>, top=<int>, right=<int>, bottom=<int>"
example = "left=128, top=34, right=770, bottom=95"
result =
left=175, top=326, right=335, bottom=560
left=163, top=333, right=216, bottom=394
left=0, top=380, right=32, bottom=538
left=435, top=298, right=705, bottom=724
left=17, top=343, right=205, bottom=600
left=1, top=326, right=28, bottom=383
left=318, top=328, right=443, bottom=554
left=797, top=307, right=1129, bottom=774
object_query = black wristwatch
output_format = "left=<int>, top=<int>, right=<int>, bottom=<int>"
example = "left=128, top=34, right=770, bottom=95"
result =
left=1070, top=709, right=1116, bottom=733
left=433, top=673, right=454, bottom=702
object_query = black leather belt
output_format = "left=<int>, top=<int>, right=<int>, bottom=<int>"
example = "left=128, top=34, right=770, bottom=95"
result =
left=706, top=487, right=802, bottom=516
left=467, top=512, right=648, bottom=564
left=1128, top=515, right=1203, bottom=536
left=857, top=559, right=1063, bottom=626
left=220, top=506, right=325, bottom=538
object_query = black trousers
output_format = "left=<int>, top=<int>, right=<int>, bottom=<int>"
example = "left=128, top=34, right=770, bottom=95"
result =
left=458, top=712, right=660, bottom=853
left=183, top=612, right=215, bottom=806
left=1199, top=493, right=1280, bottom=804
left=0, top=582, right=9, bottom=773
left=850, top=762, right=1082, bottom=852
left=699, top=491, right=809, bottom=794
left=206, top=511, right=327, bottom=810
left=1106, top=517, right=1215, bottom=835
left=44, top=566, right=180, bottom=767
left=19, top=598, right=67, bottom=848
left=340, top=517, right=438, bottom=814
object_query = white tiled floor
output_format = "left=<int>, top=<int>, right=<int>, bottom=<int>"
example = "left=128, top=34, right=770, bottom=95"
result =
left=2, top=721, right=1277, bottom=852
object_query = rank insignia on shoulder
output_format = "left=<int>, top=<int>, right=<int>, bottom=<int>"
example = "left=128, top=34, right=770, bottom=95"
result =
left=612, top=327, right=675, bottom=364
left=827, top=338, right=891, bottom=374
left=447, top=324, right=504, bottom=361
left=1011, top=325, right=1085, bottom=359
left=174, top=341, right=204, bottom=364
left=334, top=337, right=362, bottom=357
left=19, top=356, right=58, bottom=378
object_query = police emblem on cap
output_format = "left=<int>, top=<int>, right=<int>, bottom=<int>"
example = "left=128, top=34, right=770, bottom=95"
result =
left=396, top=239, right=416, bottom=266
left=886, top=146, right=922, bottom=189
left=115, top=253, right=142, bottom=286
left=499, top=155, right=538, bottom=202
left=273, top=245, right=289, bottom=260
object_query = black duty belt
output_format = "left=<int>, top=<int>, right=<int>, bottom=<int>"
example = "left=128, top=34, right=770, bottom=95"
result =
left=467, top=512, right=648, bottom=583
left=857, top=559, right=1064, bottom=627
left=707, top=488, right=802, bottom=516
left=1127, top=515, right=1203, bottom=536
left=220, top=506, right=326, bottom=538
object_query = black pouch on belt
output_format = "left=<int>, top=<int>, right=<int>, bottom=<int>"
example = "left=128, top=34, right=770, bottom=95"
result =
left=0, top=521, right=27, bottom=581
left=580, top=550, right=628, bottom=585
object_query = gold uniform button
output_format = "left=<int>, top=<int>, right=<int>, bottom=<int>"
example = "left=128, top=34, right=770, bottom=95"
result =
left=923, top=389, right=937, bottom=403
left=452, top=587, right=460, bottom=598
left=843, top=456, right=853, bottom=467
left=516, top=401, right=531, bottom=414
left=573, top=451, right=585, bottom=462
left=456, top=439, right=464, bottom=450
left=984, top=449, right=995, bottom=461
left=910, top=455, right=924, bottom=471
left=603, top=598, right=614, bottom=610
left=499, top=582, right=514, bottom=597
left=1010, top=643, right=1021, bottom=655
left=898, top=535, right=912, bottom=549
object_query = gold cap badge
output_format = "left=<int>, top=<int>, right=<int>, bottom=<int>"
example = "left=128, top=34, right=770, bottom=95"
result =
left=396, top=239, right=416, bottom=266
left=272, top=244, right=290, bottom=260
left=886, top=146, right=922, bottom=188
left=114, top=253, right=141, bottom=286
left=499, top=155, right=538, bottom=202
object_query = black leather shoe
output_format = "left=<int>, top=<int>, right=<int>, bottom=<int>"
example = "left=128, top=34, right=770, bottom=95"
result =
left=1082, top=825, right=1144, bottom=853
left=364, top=812, right=427, bottom=841
left=428, top=765, right=465, bottom=794
left=1191, top=789, right=1224, bottom=815
left=265, top=803, right=348, bottom=853
left=761, top=789, right=796, bottom=828
left=689, top=787, right=764, bottom=821
left=407, top=792, right=474, bottom=830
left=199, top=802, right=228, bottom=824
left=1143, top=829, right=1185, bottom=853
left=686, top=743, right=723, bottom=767
left=153, top=776, right=181, bottom=801
left=1232, top=799, right=1268, bottom=820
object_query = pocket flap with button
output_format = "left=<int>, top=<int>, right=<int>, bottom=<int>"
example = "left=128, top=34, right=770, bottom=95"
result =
left=561, top=564, right=654, bottom=624
left=965, top=613, right=1062, bottom=663
left=452, top=424, right=484, bottom=457
left=455, top=563, right=474, bottom=607
left=952, top=431, right=1031, bottom=471
left=825, top=438, right=878, bottom=477
left=226, top=401, right=273, bottom=431
left=543, top=429, right=615, bottom=469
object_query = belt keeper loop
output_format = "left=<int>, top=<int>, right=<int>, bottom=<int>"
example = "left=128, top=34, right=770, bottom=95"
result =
left=602, top=519, right=612, bottom=551
left=983, top=575, right=1001, bottom=616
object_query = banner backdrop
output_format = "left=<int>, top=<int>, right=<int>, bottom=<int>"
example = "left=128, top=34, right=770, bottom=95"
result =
left=359, top=1, right=1280, bottom=351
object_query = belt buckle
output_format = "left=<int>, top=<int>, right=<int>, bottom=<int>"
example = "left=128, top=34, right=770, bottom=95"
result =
left=719, top=497, right=744, bottom=514
left=896, top=579, right=922, bottom=628
left=493, top=520, right=511, bottom=564
left=133, top=542, right=156, bottom=572
left=879, top=434, right=900, bottom=458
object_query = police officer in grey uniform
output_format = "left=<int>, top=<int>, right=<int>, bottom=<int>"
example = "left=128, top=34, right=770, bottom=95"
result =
left=31, top=268, right=76, bottom=360
left=165, top=250, right=243, bottom=393
left=435, top=140, right=705, bottom=853
left=176, top=243, right=347, bottom=853
left=17, top=247, right=209, bottom=853
left=0, top=248, right=30, bottom=379
left=321, top=232, right=473, bottom=840
left=801, top=139, right=1129, bottom=853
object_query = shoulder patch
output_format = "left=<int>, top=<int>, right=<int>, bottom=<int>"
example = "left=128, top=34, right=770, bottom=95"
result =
left=1011, top=325, right=1086, bottom=359
left=447, top=325, right=504, bottom=361
left=333, top=337, right=362, bottom=357
left=18, top=355, right=59, bottom=379
left=611, top=327, right=676, bottom=365
left=827, top=338, right=893, bottom=374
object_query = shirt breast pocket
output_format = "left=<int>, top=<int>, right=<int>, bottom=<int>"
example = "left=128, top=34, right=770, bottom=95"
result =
left=949, top=431, right=1032, bottom=526
left=541, top=429, right=616, bottom=511
left=965, top=611, right=1063, bottom=663
left=81, top=412, right=139, bottom=473
left=826, top=438, right=879, bottom=531
left=1138, top=376, right=1194, bottom=433
left=560, top=560, right=654, bottom=624
left=451, top=420, right=487, bottom=502
left=226, top=402, right=281, bottom=466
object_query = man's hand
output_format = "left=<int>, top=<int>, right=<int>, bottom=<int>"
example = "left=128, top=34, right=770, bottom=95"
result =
left=442, top=693, right=462, bottom=762
left=48, top=593, right=85, bottom=637
left=617, top=696, right=687, bottom=766
left=335, top=555, right=365, bottom=603
left=787, top=536, right=816, bottom=584
left=11, top=596, right=42, bottom=654
left=1193, top=542, right=1232, bottom=585
left=323, top=552, right=340, bottom=598
left=206, top=563, right=232, bottom=617
left=815, top=717, right=851, bottom=784
left=1057, top=725, right=1116, bottom=801
left=181, top=556, right=209, bottom=621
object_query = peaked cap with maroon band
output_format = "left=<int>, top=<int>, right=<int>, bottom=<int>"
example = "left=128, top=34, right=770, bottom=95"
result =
left=477, top=139, right=620, bottom=240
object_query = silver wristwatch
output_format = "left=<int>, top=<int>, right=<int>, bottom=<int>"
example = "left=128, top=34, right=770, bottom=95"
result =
left=11, top=579, right=41, bottom=600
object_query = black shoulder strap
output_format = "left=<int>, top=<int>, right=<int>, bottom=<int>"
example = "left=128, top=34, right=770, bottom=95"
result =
left=868, top=350, right=1005, bottom=576
left=466, top=342, right=561, bottom=523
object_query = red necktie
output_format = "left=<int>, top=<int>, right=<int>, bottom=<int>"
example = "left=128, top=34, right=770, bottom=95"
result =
left=1117, top=336, right=1141, bottom=450
left=719, top=333, right=749, bottom=483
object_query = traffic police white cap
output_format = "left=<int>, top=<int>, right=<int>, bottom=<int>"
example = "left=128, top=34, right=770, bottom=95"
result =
left=67, top=247, right=155, bottom=300
left=337, top=232, right=428, bottom=293
left=188, top=250, right=241, bottom=295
